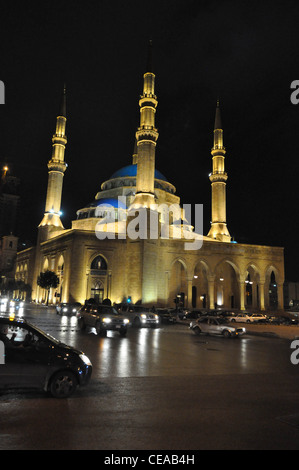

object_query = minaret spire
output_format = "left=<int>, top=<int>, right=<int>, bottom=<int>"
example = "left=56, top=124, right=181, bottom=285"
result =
left=129, top=41, right=158, bottom=209
left=39, top=84, right=68, bottom=230
left=207, top=100, right=231, bottom=242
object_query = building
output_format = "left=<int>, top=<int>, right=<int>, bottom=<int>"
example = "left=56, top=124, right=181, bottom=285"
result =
left=15, top=47, right=285, bottom=311
left=0, top=165, right=19, bottom=286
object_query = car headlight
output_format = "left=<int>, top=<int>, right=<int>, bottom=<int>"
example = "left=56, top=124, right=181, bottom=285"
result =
left=154, top=314, right=159, bottom=319
left=141, top=314, right=147, bottom=319
left=123, top=319, right=129, bottom=324
left=79, top=354, right=92, bottom=366
left=63, top=308, right=68, bottom=312
left=102, top=317, right=111, bottom=323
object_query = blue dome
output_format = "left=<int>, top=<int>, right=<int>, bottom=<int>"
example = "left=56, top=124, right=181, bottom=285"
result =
left=110, top=164, right=168, bottom=182
left=88, top=197, right=127, bottom=209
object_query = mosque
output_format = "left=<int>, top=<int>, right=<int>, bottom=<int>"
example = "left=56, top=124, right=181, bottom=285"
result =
left=15, top=47, right=285, bottom=311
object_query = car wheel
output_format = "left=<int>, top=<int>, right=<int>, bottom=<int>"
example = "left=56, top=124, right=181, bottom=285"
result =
left=96, top=322, right=107, bottom=336
left=231, top=319, right=236, bottom=322
left=77, top=317, right=86, bottom=330
left=222, top=329, right=231, bottom=338
left=193, top=326, right=201, bottom=335
left=49, top=370, right=77, bottom=398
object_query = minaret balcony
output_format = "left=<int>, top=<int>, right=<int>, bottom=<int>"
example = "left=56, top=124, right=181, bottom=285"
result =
left=47, top=160, right=67, bottom=173
left=209, top=171, right=228, bottom=183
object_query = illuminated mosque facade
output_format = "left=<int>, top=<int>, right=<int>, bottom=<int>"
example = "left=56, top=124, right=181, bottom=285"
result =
left=15, top=46, right=285, bottom=311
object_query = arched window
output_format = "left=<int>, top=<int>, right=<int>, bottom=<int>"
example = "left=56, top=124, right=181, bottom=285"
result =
left=90, top=255, right=107, bottom=272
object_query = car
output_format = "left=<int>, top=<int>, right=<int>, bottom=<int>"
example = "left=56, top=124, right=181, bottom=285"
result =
left=78, top=304, right=130, bottom=336
left=115, top=304, right=160, bottom=328
left=272, top=315, right=299, bottom=325
left=176, top=310, right=202, bottom=324
left=249, top=313, right=268, bottom=323
left=190, top=316, right=246, bottom=338
left=229, top=313, right=253, bottom=323
left=56, top=302, right=82, bottom=315
left=0, top=316, right=92, bottom=398
left=155, top=308, right=177, bottom=324
left=9, top=299, right=25, bottom=310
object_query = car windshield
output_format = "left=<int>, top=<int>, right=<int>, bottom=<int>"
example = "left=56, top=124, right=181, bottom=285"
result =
left=98, top=306, right=119, bottom=315
left=29, top=324, right=61, bottom=344
left=216, top=317, right=229, bottom=324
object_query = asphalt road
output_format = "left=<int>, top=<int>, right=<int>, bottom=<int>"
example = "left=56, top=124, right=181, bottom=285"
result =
left=1, top=305, right=299, bottom=451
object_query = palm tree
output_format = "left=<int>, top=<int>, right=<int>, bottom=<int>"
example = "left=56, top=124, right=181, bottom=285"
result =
left=37, top=270, right=59, bottom=305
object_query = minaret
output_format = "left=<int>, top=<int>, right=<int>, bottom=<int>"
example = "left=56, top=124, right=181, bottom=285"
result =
left=129, top=41, right=159, bottom=209
left=207, top=100, right=231, bottom=242
left=39, top=85, right=67, bottom=229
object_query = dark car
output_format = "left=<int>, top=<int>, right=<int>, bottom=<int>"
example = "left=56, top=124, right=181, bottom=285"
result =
left=56, top=302, right=81, bottom=315
left=155, top=308, right=177, bottom=324
left=0, top=316, right=92, bottom=398
left=77, top=304, right=130, bottom=336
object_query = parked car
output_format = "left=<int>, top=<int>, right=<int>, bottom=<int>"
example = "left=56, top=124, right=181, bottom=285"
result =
left=190, top=316, right=246, bottom=338
left=56, top=302, right=82, bottom=315
left=78, top=304, right=130, bottom=336
left=155, top=308, right=177, bottom=324
left=270, top=315, right=299, bottom=325
left=0, top=316, right=92, bottom=398
left=229, top=313, right=253, bottom=323
left=249, top=313, right=268, bottom=323
left=115, top=304, right=160, bottom=328
left=176, top=310, right=202, bottom=323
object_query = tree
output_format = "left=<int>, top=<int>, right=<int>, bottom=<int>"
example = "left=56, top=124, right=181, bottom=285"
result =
left=37, top=270, right=59, bottom=305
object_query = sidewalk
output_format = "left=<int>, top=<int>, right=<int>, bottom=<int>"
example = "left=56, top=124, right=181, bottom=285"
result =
left=244, top=323, right=299, bottom=340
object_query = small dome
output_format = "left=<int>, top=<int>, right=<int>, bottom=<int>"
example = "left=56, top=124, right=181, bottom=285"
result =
left=110, top=164, right=168, bottom=182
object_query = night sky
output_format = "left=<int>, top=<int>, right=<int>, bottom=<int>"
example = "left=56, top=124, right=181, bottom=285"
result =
left=0, top=1, right=298, bottom=280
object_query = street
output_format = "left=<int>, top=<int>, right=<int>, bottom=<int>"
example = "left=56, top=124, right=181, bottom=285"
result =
left=1, top=304, right=299, bottom=450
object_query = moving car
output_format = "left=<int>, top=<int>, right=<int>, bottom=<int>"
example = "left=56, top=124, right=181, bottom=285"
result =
left=115, top=304, right=160, bottom=328
left=0, top=316, right=92, bottom=398
left=56, top=302, right=81, bottom=315
left=78, top=304, right=130, bottom=336
left=190, top=316, right=246, bottom=338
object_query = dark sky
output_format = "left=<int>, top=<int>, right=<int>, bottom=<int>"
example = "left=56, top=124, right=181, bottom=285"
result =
left=0, top=0, right=299, bottom=280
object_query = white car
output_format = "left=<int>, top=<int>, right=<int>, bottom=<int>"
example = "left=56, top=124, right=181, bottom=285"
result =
left=230, top=314, right=253, bottom=323
left=249, top=313, right=268, bottom=323
left=115, top=304, right=160, bottom=328
left=190, top=316, right=246, bottom=338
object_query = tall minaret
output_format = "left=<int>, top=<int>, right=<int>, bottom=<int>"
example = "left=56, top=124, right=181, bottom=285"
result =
left=129, top=41, right=159, bottom=209
left=207, top=100, right=231, bottom=242
left=39, top=85, right=67, bottom=229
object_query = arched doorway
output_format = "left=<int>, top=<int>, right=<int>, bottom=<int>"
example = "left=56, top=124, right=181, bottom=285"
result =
left=214, top=260, right=239, bottom=310
left=57, top=254, right=64, bottom=303
left=244, top=265, right=260, bottom=310
left=88, top=254, right=108, bottom=302
left=192, top=261, right=209, bottom=309
left=268, top=271, right=278, bottom=309
left=169, top=259, right=188, bottom=308
left=91, top=280, right=104, bottom=303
